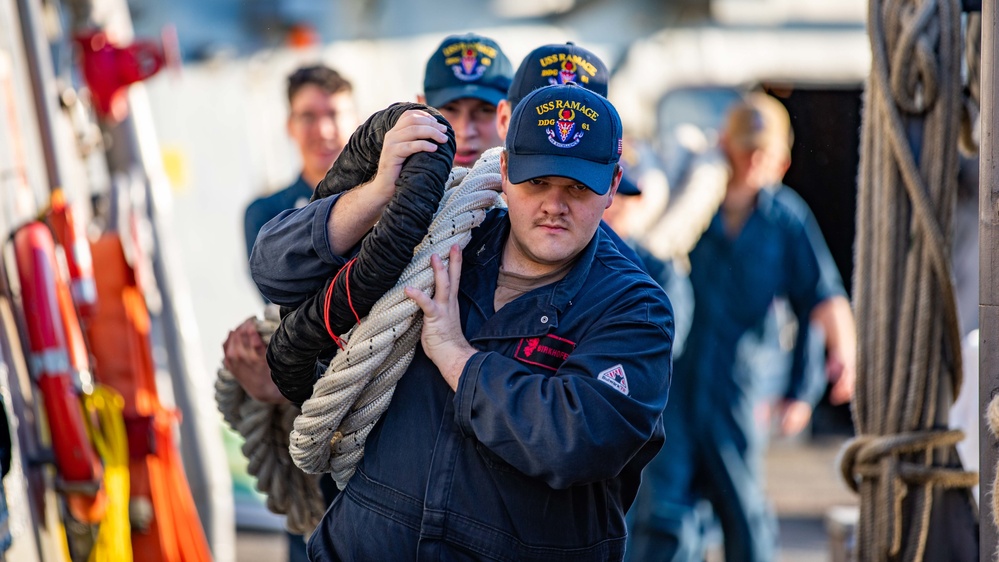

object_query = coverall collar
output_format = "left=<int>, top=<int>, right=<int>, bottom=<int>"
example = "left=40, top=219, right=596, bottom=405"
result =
left=461, top=212, right=600, bottom=341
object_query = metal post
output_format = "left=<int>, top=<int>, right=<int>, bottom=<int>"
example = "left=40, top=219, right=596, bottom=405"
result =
left=980, top=1, right=998, bottom=559
left=16, top=0, right=64, bottom=190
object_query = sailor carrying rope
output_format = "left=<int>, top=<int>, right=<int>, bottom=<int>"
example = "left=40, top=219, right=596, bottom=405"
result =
left=216, top=102, right=505, bottom=534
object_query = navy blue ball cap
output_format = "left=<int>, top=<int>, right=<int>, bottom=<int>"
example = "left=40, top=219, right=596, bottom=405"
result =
left=617, top=174, right=641, bottom=196
left=423, top=33, right=513, bottom=108
left=507, top=42, right=609, bottom=110
left=506, top=83, right=623, bottom=195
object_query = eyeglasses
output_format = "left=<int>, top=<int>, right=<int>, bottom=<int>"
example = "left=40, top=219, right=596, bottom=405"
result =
left=292, top=111, right=340, bottom=127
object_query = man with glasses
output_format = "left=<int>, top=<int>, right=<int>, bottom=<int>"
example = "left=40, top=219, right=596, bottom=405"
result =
left=243, top=64, right=360, bottom=262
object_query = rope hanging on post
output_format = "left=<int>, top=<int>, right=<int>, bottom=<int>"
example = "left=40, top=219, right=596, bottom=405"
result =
left=960, top=11, right=981, bottom=154
left=987, top=396, right=999, bottom=534
left=841, top=0, right=978, bottom=560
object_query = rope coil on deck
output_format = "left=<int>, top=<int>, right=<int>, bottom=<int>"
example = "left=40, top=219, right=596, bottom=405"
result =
left=215, top=308, right=326, bottom=535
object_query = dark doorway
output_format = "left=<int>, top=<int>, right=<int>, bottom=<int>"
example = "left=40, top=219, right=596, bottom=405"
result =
left=767, top=85, right=864, bottom=436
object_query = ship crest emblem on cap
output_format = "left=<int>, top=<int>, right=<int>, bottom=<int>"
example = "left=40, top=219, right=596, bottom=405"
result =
left=547, top=108, right=584, bottom=148
left=549, top=60, right=578, bottom=86
left=452, top=47, right=487, bottom=81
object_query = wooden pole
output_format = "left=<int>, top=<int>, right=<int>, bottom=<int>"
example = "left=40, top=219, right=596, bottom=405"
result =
left=980, top=2, right=998, bottom=559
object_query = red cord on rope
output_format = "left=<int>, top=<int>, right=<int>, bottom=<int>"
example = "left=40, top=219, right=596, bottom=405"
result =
left=323, top=257, right=360, bottom=349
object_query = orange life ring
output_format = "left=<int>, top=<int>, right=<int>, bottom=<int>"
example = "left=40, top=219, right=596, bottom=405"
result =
left=13, top=221, right=106, bottom=523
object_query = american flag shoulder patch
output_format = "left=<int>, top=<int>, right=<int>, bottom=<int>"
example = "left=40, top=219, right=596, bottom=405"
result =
left=597, top=364, right=629, bottom=395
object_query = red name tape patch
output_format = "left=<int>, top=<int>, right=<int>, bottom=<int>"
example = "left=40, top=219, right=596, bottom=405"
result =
left=514, top=334, right=577, bottom=371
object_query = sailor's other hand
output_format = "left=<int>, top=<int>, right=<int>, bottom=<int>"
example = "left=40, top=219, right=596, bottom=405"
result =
left=405, top=245, right=476, bottom=391
left=775, top=399, right=812, bottom=437
left=222, top=318, right=287, bottom=404
left=371, top=110, right=449, bottom=198
left=826, top=348, right=856, bottom=406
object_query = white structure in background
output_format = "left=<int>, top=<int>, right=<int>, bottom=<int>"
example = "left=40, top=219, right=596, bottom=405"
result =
left=950, top=332, right=980, bottom=505
left=603, top=0, right=869, bottom=143
left=711, top=0, right=866, bottom=25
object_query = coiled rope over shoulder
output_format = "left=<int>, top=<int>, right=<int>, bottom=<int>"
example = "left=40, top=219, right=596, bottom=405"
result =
left=291, top=148, right=504, bottom=486
left=267, top=103, right=456, bottom=403
left=216, top=148, right=504, bottom=532
left=843, top=0, right=978, bottom=560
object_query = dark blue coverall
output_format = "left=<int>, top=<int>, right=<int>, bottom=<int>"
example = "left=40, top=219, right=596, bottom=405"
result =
left=250, top=196, right=675, bottom=562
left=243, top=175, right=313, bottom=262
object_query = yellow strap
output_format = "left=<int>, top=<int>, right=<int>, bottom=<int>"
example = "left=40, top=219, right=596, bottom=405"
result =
left=82, top=386, right=131, bottom=562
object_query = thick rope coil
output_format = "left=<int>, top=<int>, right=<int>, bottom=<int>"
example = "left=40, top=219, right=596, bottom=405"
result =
left=268, top=104, right=454, bottom=400
left=215, top=306, right=326, bottom=535
left=290, top=147, right=505, bottom=487
left=846, top=0, right=977, bottom=560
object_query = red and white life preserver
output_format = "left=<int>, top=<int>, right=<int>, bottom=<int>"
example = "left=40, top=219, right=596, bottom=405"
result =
left=13, top=221, right=106, bottom=522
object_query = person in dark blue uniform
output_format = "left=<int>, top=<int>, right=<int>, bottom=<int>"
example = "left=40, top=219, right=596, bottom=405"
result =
left=625, top=92, right=853, bottom=562
left=250, top=83, right=674, bottom=561
left=242, top=65, right=359, bottom=264
left=227, top=64, right=359, bottom=401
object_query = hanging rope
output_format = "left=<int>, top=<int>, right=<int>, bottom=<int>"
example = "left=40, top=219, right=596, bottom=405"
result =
left=841, top=0, right=978, bottom=560
left=959, top=10, right=981, bottom=155
left=215, top=307, right=326, bottom=535
left=290, top=148, right=504, bottom=486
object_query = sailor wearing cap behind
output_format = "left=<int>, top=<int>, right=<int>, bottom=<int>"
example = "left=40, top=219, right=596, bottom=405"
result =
left=496, top=41, right=648, bottom=270
left=249, top=83, right=674, bottom=561
left=495, top=42, right=610, bottom=141
left=418, top=33, right=513, bottom=168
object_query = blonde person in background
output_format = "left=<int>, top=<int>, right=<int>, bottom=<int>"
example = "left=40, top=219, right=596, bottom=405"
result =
left=626, top=92, right=855, bottom=562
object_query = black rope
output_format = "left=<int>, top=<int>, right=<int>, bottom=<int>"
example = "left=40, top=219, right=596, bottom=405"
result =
left=267, top=103, right=455, bottom=404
